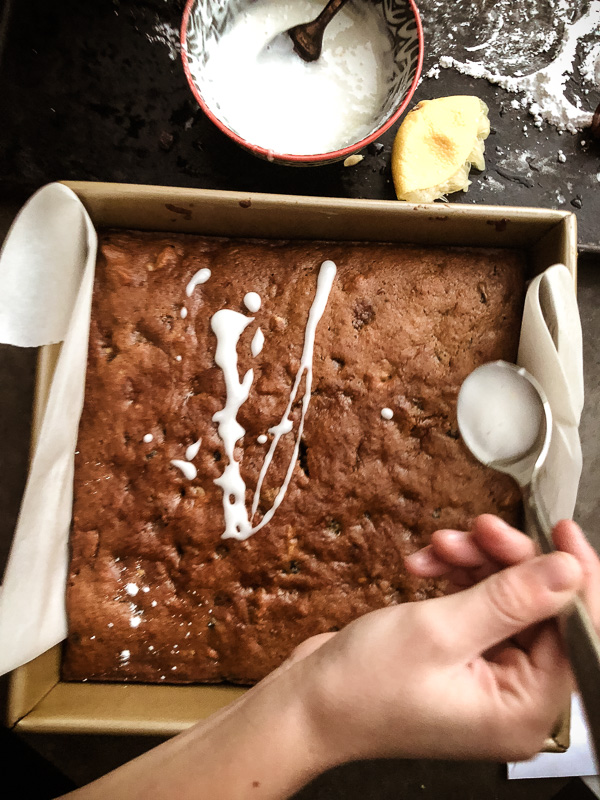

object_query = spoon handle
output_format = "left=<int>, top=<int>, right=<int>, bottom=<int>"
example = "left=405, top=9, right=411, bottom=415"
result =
left=314, top=0, right=350, bottom=27
left=524, top=488, right=600, bottom=764
left=563, top=597, right=600, bottom=767
left=523, top=485, right=554, bottom=555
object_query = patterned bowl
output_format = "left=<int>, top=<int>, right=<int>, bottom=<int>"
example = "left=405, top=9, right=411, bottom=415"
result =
left=181, top=0, right=423, bottom=166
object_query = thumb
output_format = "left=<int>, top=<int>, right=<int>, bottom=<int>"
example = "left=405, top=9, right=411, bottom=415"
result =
left=438, top=551, right=583, bottom=656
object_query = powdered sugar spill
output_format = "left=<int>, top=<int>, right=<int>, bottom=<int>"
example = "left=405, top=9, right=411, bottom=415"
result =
left=483, top=174, right=506, bottom=192
left=147, top=20, right=181, bottom=61
left=421, top=0, right=600, bottom=132
left=580, top=39, right=600, bottom=86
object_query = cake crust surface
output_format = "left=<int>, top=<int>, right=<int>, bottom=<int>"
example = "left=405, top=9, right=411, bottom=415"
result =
left=63, top=232, right=525, bottom=684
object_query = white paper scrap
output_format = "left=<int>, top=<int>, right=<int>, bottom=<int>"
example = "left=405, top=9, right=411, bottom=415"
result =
left=0, top=183, right=97, bottom=675
left=509, top=695, right=599, bottom=780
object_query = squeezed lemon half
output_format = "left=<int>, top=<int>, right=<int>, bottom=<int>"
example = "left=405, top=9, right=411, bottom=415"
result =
left=392, top=96, right=490, bottom=203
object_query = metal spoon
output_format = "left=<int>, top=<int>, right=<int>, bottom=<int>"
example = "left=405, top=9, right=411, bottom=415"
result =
left=458, top=360, right=600, bottom=760
left=263, top=0, right=350, bottom=63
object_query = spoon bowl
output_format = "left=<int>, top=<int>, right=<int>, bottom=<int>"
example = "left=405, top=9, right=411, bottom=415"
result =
left=457, top=360, right=551, bottom=486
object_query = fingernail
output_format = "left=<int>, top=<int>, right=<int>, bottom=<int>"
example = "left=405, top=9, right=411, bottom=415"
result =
left=534, top=551, right=581, bottom=592
left=405, top=550, right=430, bottom=569
left=440, top=530, right=466, bottom=543
left=478, top=514, right=511, bottom=531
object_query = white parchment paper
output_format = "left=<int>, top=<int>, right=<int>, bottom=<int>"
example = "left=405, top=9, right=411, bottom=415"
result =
left=0, top=183, right=97, bottom=675
left=511, top=263, right=590, bottom=782
left=518, top=263, right=584, bottom=524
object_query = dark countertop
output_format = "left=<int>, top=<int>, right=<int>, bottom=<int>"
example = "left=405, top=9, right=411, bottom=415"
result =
left=1, top=1, right=600, bottom=798
left=0, top=0, right=598, bottom=248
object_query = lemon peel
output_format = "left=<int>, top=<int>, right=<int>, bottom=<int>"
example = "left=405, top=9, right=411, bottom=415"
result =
left=392, top=96, right=490, bottom=203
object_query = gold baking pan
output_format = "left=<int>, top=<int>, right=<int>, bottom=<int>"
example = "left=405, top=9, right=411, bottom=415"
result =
left=7, top=182, right=576, bottom=751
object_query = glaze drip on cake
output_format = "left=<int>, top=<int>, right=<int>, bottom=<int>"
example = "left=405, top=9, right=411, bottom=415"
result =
left=249, top=260, right=337, bottom=535
left=211, top=309, right=255, bottom=538
left=211, top=260, right=336, bottom=540
left=171, top=459, right=198, bottom=480
left=251, top=328, right=264, bottom=357
left=186, top=267, right=211, bottom=297
left=185, top=438, right=202, bottom=461
left=243, top=292, right=261, bottom=313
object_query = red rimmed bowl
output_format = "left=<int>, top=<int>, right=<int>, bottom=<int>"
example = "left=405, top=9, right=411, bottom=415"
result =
left=181, top=0, right=423, bottom=166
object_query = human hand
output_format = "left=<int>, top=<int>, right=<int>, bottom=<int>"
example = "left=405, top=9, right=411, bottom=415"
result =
left=405, top=514, right=600, bottom=618
left=291, top=517, right=597, bottom=764
left=64, top=517, right=599, bottom=800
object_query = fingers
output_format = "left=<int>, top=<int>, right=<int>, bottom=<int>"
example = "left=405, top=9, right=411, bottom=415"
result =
left=528, top=618, right=571, bottom=677
left=404, top=544, right=449, bottom=577
left=430, top=528, right=488, bottom=567
left=405, top=515, right=535, bottom=582
left=489, top=620, right=572, bottom=747
left=287, top=632, right=336, bottom=664
left=435, top=551, right=583, bottom=658
left=404, top=530, right=493, bottom=578
left=470, top=515, right=536, bottom=565
left=553, top=520, right=600, bottom=623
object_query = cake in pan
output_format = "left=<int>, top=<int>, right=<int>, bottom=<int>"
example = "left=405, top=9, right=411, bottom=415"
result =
left=63, top=231, right=525, bottom=684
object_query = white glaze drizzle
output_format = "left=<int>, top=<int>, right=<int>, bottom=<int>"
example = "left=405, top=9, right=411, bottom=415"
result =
left=381, top=407, right=394, bottom=420
left=171, top=459, right=198, bottom=480
left=211, top=310, right=255, bottom=538
left=269, top=417, right=293, bottom=436
left=251, top=327, right=264, bottom=357
left=244, top=291, right=261, bottom=313
left=142, top=433, right=153, bottom=443
left=180, top=307, right=188, bottom=319
left=210, top=261, right=336, bottom=540
left=249, top=260, right=337, bottom=534
left=185, top=438, right=202, bottom=461
left=257, top=434, right=268, bottom=444
left=186, top=267, right=211, bottom=297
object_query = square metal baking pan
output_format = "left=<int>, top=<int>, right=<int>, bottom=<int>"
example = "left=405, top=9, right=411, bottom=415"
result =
left=7, top=181, right=577, bottom=749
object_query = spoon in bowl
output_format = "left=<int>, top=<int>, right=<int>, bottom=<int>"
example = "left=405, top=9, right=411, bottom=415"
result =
left=262, top=0, right=350, bottom=63
left=458, top=360, right=600, bottom=760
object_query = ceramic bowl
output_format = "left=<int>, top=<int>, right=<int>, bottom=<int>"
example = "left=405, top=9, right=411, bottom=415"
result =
left=181, top=0, right=423, bottom=166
